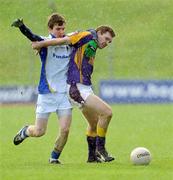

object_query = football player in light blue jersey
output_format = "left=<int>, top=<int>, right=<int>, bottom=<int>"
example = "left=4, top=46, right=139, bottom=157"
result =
left=12, top=13, right=72, bottom=164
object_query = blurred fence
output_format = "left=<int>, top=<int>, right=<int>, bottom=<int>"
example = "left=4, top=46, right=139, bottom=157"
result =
left=1, top=80, right=173, bottom=104
left=99, top=80, right=173, bottom=104
left=0, top=86, right=37, bottom=104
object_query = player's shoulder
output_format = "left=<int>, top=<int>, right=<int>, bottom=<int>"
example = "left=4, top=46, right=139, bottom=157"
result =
left=66, top=30, right=93, bottom=45
left=40, top=34, right=55, bottom=40
left=87, top=29, right=97, bottom=40
left=67, top=30, right=92, bottom=37
left=39, top=36, right=49, bottom=40
left=66, top=31, right=79, bottom=36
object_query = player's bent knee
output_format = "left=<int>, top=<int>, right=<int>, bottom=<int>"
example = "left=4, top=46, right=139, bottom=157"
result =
left=103, top=108, right=113, bottom=121
left=107, top=109, right=113, bottom=119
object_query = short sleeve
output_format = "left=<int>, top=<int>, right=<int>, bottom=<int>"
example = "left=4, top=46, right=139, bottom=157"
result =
left=68, top=31, right=92, bottom=45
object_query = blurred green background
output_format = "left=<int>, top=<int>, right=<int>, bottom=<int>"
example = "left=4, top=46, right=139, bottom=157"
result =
left=1, top=0, right=173, bottom=87
left=1, top=1, right=173, bottom=180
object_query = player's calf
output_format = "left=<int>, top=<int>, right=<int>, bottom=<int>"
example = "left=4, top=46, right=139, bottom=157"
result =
left=31, top=127, right=46, bottom=137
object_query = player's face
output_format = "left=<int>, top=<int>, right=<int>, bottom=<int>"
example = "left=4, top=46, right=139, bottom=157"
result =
left=50, top=23, right=66, bottom=38
left=97, top=31, right=113, bottom=49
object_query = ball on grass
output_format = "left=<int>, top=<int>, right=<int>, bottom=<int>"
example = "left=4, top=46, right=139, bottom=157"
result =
left=130, top=147, right=151, bottom=165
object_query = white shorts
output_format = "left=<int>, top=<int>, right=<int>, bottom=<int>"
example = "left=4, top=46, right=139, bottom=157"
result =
left=36, top=92, right=72, bottom=114
left=67, top=83, right=94, bottom=108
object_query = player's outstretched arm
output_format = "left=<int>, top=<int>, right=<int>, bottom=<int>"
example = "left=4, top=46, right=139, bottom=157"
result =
left=11, top=18, right=42, bottom=42
left=32, top=37, right=71, bottom=50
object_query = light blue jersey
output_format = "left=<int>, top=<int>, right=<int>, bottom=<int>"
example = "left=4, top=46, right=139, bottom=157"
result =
left=17, top=24, right=72, bottom=113
left=38, top=34, right=72, bottom=94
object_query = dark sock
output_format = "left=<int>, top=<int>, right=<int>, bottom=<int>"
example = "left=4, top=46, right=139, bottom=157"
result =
left=87, top=136, right=96, bottom=158
left=51, top=150, right=61, bottom=159
left=96, top=136, right=105, bottom=151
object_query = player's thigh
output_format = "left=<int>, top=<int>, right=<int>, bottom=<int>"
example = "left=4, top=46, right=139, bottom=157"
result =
left=82, top=107, right=99, bottom=127
left=84, top=94, right=112, bottom=116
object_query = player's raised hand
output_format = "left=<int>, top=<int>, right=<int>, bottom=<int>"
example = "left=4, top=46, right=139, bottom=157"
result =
left=11, top=18, right=24, bottom=28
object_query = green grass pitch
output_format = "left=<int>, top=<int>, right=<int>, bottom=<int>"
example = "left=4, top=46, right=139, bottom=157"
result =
left=1, top=0, right=173, bottom=179
left=1, top=105, right=173, bottom=180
